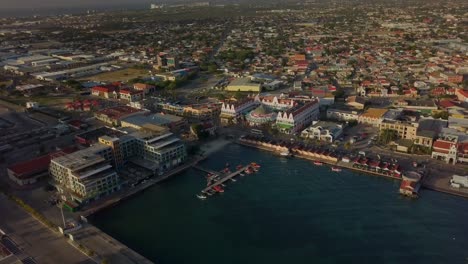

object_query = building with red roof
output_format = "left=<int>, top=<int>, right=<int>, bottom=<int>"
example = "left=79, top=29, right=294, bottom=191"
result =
left=432, top=138, right=458, bottom=164
left=119, top=88, right=144, bottom=102
left=455, top=89, right=468, bottom=103
left=91, top=85, right=118, bottom=99
left=133, top=83, right=156, bottom=94
left=7, top=147, right=76, bottom=186
left=94, top=105, right=147, bottom=126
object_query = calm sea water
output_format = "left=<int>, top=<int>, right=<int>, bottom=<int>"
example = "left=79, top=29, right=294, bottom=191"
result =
left=92, top=144, right=468, bottom=264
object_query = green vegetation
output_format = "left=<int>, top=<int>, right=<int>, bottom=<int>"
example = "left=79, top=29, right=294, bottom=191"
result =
left=378, top=129, right=398, bottom=145
left=409, top=145, right=432, bottom=155
left=432, top=111, right=449, bottom=120
left=191, top=124, right=210, bottom=140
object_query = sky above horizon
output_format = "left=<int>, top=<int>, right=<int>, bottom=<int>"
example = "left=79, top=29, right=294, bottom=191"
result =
left=1, top=0, right=153, bottom=9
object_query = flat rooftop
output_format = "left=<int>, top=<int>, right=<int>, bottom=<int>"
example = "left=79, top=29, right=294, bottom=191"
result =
left=96, top=106, right=145, bottom=120
left=76, top=126, right=125, bottom=143
left=51, top=144, right=109, bottom=170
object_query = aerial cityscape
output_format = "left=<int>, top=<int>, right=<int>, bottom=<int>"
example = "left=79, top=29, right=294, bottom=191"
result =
left=0, top=0, right=467, bottom=263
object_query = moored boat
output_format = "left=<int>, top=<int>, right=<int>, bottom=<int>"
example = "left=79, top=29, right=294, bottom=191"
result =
left=213, top=185, right=224, bottom=193
left=313, top=161, right=323, bottom=166
left=331, top=167, right=342, bottom=172
left=196, top=194, right=207, bottom=200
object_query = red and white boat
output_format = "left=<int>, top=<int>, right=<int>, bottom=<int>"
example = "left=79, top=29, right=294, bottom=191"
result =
left=313, top=161, right=323, bottom=166
left=331, top=167, right=342, bottom=172
left=213, top=185, right=224, bottom=193
left=250, top=162, right=261, bottom=168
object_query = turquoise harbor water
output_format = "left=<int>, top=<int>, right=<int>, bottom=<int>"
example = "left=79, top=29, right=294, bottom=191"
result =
left=92, top=144, right=468, bottom=264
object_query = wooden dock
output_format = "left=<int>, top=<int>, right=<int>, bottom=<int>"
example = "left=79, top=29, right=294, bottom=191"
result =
left=201, top=165, right=252, bottom=193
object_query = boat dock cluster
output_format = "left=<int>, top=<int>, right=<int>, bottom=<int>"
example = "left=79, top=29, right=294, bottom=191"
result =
left=193, top=162, right=261, bottom=199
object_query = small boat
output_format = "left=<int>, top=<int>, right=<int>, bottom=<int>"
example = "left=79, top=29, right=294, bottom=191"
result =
left=230, top=178, right=237, bottom=182
left=313, top=161, right=323, bottom=166
left=280, top=151, right=290, bottom=157
left=213, top=185, right=224, bottom=193
left=240, top=173, right=245, bottom=176
left=251, top=162, right=261, bottom=168
left=197, top=194, right=207, bottom=200
left=331, top=167, right=342, bottom=172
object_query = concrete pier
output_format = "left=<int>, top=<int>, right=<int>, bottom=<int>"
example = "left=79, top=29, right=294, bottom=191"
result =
left=200, top=165, right=253, bottom=193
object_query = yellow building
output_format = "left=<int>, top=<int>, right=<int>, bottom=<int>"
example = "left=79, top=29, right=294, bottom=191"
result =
left=225, top=78, right=262, bottom=92
left=358, top=108, right=388, bottom=127
left=379, top=120, right=418, bottom=140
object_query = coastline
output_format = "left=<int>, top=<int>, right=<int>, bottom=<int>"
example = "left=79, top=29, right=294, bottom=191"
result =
left=237, top=139, right=468, bottom=198
left=237, top=140, right=403, bottom=181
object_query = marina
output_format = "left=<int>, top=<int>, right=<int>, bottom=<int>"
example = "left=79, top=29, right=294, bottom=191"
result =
left=193, top=163, right=261, bottom=196
left=92, top=143, right=468, bottom=264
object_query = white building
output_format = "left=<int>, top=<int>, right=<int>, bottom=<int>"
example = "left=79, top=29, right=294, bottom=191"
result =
left=326, top=108, right=360, bottom=122
left=276, top=99, right=319, bottom=134
left=301, top=121, right=343, bottom=142
left=49, top=145, right=120, bottom=204
left=220, top=99, right=259, bottom=124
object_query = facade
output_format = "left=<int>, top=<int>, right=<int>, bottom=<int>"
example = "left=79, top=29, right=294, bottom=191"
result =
left=220, top=99, right=259, bottom=125
left=119, top=89, right=144, bottom=102
left=379, top=120, right=418, bottom=141
left=431, top=138, right=458, bottom=165
left=49, top=145, right=120, bottom=204
left=91, top=85, right=117, bottom=99
left=99, top=130, right=187, bottom=174
left=414, top=130, right=435, bottom=148
left=301, top=121, right=343, bottom=142
left=276, top=99, right=319, bottom=134
left=358, top=108, right=388, bottom=127
left=255, top=94, right=295, bottom=110
left=326, top=108, right=360, bottom=122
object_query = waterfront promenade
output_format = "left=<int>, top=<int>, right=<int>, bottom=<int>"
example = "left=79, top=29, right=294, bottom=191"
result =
left=237, top=138, right=468, bottom=199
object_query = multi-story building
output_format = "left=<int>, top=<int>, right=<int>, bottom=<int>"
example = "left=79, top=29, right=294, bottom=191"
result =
left=358, top=108, right=388, bottom=127
left=301, top=121, right=343, bottom=142
left=276, top=99, right=319, bottom=134
left=326, top=108, right=361, bottom=122
left=220, top=99, right=259, bottom=125
left=99, top=130, right=187, bottom=174
left=49, top=145, right=120, bottom=204
left=379, top=120, right=418, bottom=140
left=119, top=89, right=144, bottom=102
left=255, top=95, right=294, bottom=110
left=156, top=52, right=179, bottom=69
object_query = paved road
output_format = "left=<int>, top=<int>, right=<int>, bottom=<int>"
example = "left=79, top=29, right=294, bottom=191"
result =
left=0, top=194, right=93, bottom=264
